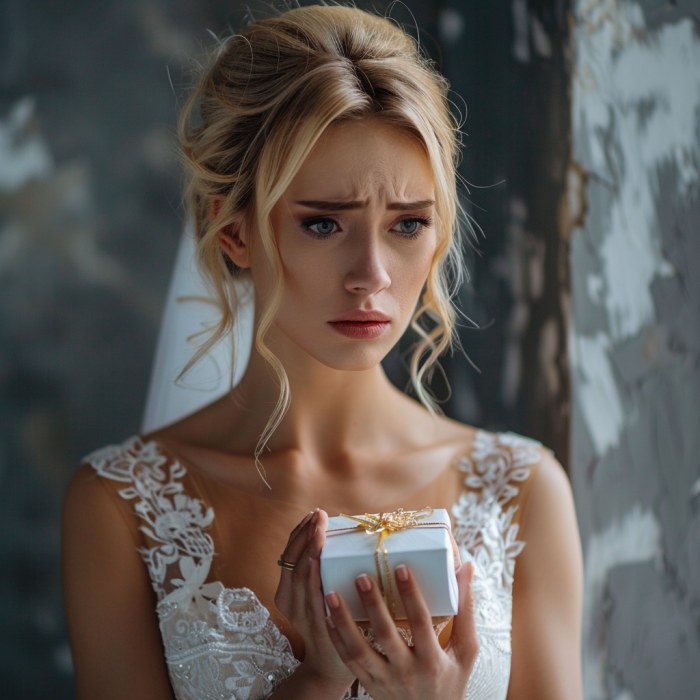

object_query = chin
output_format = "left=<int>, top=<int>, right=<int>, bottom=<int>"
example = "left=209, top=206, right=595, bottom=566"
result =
left=310, top=345, right=389, bottom=372
left=278, top=322, right=401, bottom=372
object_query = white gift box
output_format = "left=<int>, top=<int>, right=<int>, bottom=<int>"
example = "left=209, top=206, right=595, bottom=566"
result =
left=320, top=508, right=460, bottom=621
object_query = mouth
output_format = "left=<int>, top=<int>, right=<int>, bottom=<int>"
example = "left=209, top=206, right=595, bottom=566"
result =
left=327, top=319, right=390, bottom=340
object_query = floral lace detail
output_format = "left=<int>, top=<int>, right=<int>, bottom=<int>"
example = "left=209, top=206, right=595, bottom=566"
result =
left=451, top=430, right=542, bottom=700
left=85, top=430, right=541, bottom=700
left=86, top=437, right=300, bottom=700
left=85, top=437, right=215, bottom=599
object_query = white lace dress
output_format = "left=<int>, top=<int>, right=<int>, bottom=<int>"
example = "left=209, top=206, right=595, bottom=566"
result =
left=84, top=430, right=542, bottom=700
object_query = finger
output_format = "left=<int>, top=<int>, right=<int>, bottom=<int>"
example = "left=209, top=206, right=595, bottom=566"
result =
left=354, top=574, right=409, bottom=663
left=287, top=510, right=316, bottom=545
left=326, top=590, right=386, bottom=683
left=448, top=562, right=479, bottom=663
left=306, top=555, right=329, bottom=633
left=325, top=614, right=374, bottom=689
left=325, top=613, right=352, bottom=659
left=304, top=518, right=331, bottom=634
left=394, top=565, right=442, bottom=659
left=282, top=510, right=319, bottom=565
left=307, top=509, right=328, bottom=560
left=275, top=511, right=321, bottom=615
left=449, top=532, right=462, bottom=569
left=289, top=511, right=327, bottom=616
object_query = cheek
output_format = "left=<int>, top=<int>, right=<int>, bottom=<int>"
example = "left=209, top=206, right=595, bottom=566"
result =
left=393, top=238, right=437, bottom=302
left=279, top=243, right=334, bottom=301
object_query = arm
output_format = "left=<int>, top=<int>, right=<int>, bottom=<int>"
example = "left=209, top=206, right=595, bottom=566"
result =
left=507, top=450, right=584, bottom=700
left=62, top=465, right=176, bottom=700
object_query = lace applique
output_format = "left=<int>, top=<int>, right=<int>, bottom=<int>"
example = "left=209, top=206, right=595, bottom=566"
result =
left=85, top=437, right=300, bottom=700
left=451, top=430, right=542, bottom=700
left=85, top=430, right=541, bottom=700
left=86, top=437, right=215, bottom=599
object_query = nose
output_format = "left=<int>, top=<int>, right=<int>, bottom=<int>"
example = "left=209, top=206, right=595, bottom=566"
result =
left=343, top=230, right=392, bottom=296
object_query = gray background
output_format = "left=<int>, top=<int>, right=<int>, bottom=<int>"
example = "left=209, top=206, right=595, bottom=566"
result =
left=0, top=0, right=697, bottom=699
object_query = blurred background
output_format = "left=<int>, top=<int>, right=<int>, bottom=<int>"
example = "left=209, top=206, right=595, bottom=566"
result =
left=0, top=0, right=698, bottom=698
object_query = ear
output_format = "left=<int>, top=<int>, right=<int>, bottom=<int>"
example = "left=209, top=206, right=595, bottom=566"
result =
left=210, top=196, right=251, bottom=269
left=217, top=226, right=250, bottom=269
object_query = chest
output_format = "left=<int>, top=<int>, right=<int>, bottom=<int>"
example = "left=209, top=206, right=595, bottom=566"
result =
left=192, top=464, right=465, bottom=651
left=86, top=430, right=543, bottom=700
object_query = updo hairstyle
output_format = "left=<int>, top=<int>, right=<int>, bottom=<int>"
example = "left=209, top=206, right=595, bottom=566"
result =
left=178, top=4, right=467, bottom=466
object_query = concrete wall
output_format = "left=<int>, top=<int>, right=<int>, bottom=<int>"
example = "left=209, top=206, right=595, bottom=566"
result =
left=423, top=0, right=573, bottom=464
left=0, top=2, right=238, bottom=696
left=568, top=1, right=700, bottom=698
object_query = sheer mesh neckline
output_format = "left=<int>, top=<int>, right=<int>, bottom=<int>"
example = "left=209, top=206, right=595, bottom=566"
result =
left=84, top=430, right=543, bottom=700
left=139, top=433, right=472, bottom=511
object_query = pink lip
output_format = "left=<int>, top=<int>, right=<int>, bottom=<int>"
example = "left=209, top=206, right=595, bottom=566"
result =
left=328, top=320, right=390, bottom=340
left=327, top=310, right=391, bottom=340
left=328, top=310, right=391, bottom=323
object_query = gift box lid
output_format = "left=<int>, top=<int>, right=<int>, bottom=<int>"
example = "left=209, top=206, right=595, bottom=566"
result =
left=323, top=508, right=453, bottom=557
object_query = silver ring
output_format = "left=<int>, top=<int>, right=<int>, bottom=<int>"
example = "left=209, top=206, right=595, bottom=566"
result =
left=277, top=558, right=296, bottom=571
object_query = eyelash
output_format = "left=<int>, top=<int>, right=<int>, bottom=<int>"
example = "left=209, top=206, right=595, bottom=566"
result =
left=301, top=216, right=433, bottom=240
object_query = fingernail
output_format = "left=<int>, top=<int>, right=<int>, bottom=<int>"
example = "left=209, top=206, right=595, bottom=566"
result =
left=355, top=574, right=373, bottom=592
left=311, top=509, right=320, bottom=524
left=395, top=565, right=409, bottom=582
left=326, top=615, right=336, bottom=630
left=326, top=591, right=340, bottom=609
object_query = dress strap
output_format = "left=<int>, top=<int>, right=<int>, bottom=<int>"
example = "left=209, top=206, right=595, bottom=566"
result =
left=83, top=436, right=215, bottom=599
left=451, top=430, right=542, bottom=592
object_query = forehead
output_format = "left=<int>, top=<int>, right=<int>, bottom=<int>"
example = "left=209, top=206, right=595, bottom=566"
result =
left=285, top=119, right=435, bottom=203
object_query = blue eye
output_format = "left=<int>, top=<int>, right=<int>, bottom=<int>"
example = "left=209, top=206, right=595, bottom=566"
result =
left=397, top=220, right=419, bottom=234
left=392, top=217, right=431, bottom=237
left=305, top=219, right=337, bottom=236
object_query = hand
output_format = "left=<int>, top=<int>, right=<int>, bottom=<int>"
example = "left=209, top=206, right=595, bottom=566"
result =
left=324, top=561, right=479, bottom=700
left=274, top=509, right=356, bottom=695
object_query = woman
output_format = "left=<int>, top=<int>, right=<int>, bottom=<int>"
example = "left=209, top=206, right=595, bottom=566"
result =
left=62, top=5, right=583, bottom=700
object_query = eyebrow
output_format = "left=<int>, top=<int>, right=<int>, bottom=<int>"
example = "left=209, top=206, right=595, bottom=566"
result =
left=295, top=199, right=435, bottom=211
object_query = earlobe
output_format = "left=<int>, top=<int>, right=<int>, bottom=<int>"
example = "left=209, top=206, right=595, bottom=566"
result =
left=217, top=225, right=250, bottom=269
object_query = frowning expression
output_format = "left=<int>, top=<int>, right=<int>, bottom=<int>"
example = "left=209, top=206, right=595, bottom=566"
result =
left=254, top=118, right=438, bottom=371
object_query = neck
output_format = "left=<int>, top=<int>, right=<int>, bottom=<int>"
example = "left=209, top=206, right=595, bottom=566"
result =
left=227, top=324, right=409, bottom=462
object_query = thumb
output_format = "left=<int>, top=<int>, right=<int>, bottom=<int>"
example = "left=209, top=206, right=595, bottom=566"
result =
left=448, top=561, right=479, bottom=664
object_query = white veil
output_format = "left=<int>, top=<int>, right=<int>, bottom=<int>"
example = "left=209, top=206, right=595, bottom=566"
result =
left=141, top=223, right=254, bottom=433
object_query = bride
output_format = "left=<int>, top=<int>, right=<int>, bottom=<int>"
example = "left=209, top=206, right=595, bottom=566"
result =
left=62, top=5, right=583, bottom=700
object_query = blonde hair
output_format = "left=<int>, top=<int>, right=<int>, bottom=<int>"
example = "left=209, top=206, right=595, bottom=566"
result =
left=178, top=4, right=467, bottom=471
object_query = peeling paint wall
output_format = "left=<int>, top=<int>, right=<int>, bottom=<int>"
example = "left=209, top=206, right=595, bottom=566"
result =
left=569, top=1, right=700, bottom=697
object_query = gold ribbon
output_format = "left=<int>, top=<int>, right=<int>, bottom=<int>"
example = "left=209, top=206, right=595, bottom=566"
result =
left=327, top=507, right=447, bottom=619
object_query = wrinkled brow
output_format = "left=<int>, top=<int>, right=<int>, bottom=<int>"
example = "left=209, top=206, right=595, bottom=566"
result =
left=295, top=199, right=435, bottom=211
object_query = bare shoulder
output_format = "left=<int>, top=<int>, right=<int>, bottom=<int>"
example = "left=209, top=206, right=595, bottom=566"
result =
left=63, top=462, right=116, bottom=527
left=397, top=391, right=478, bottom=447
left=509, top=450, right=584, bottom=698
left=523, top=447, right=577, bottom=536
left=62, top=458, right=142, bottom=566
left=436, top=413, right=478, bottom=447
left=63, top=437, right=147, bottom=547
left=63, top=460, right=174, bottom=700
left=514, top=445, right=583, bottom=597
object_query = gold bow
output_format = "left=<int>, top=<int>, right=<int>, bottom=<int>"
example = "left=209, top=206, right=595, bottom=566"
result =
left=339, top=507, right=434, bottom=535
left=330, top=507, right=437, bottom=619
